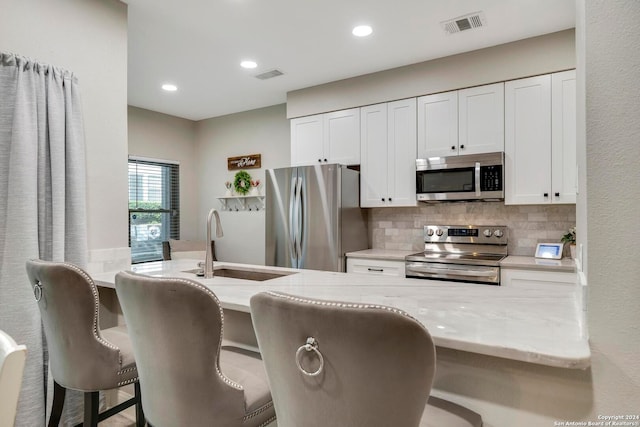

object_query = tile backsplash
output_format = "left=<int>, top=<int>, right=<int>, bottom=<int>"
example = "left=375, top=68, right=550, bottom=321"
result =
left=369, top=202, right=576, bottom=256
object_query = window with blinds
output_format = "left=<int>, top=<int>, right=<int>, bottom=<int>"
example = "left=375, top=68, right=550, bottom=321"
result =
left=128, top=158, right=180, bottom=263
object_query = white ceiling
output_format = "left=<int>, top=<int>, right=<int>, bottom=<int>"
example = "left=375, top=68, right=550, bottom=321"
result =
left=123, top=0, right=575, bottom=121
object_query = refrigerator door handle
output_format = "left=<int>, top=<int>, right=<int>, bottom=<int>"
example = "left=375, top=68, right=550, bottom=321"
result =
left=295, top=176, right=303, bottom=263
left=289, top=176, right=298, bottom=262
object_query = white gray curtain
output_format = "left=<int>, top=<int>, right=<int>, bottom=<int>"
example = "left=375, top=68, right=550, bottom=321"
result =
left=0, top=52, right=88, bottom=426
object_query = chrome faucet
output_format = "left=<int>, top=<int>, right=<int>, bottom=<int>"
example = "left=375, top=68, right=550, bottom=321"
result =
left=204, top=208, right=224, bottom=278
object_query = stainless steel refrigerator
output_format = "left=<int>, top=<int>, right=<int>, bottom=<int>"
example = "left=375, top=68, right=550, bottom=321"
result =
left=265, top=164, right=369, bottom=272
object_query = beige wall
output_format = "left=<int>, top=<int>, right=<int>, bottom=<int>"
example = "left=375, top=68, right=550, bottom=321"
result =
left=0, top=0, right=129, bottom=255
left=128, top=106, right=199, bottom=240
left=194, top=104, right=290, bottom=264
left=128, top=104, right=290, bottom=264
left=287, top=29, right=576, bottom=118
left=578, top=0, right=640, bottom=418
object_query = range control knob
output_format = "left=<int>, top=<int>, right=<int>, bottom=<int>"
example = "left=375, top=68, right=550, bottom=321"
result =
left=493, top=229, right=504, bottom=238
left=483, top=229, right=492, bottom=238
left=435, top=229, right=444, bottom=236
left=426, top=229, right=435, bottom=236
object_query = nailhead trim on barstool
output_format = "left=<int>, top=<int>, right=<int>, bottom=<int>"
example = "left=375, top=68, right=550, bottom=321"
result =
left=120, top=271, right=244, bottom=391
left=264, top=290, right=429, bottom=332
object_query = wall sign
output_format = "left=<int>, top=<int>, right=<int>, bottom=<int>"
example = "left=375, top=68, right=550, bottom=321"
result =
left=227, top=154, right=261, bottom=170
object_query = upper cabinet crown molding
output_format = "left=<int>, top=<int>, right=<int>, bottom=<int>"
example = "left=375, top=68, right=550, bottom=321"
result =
left=290, top=108, right=360, bottom=167
left=505, top=70, right=576, bottom=205
left=417, top=82, right=504, bottom=158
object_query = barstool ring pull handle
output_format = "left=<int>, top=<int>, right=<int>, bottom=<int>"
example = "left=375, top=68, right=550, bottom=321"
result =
left=34, top=282, right=43, bottom=302
left=295, top=337, right=324, bottom=376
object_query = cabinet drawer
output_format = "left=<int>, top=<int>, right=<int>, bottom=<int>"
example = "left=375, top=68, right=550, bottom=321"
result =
left=346, top=258, right=405, bottom=277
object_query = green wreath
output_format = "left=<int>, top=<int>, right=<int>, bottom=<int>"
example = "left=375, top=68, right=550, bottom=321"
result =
left=234, top=170, right=252, bottom=195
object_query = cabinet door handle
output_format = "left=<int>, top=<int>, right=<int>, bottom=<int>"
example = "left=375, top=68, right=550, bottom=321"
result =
left=555, top=192, right=560, bottom=197
left=389, top=197, right=392, bottom=202
left=451, top=145, right=456, bottom=150
left=323, top=158, right=327, bottom=162
left=544, top=193, right=549, bottom=197
left=381, top=198, right=385, bottom=202
left=318, top=159, right=322, bottom=162
left=367, top=268, right=384, bottom=272
left=460, top=144, right=465, bottom=149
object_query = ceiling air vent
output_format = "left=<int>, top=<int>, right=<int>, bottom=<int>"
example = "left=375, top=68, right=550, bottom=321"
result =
left=441, top=12, right=486, bottom=35
left=255, top=69, right=284, bottom=80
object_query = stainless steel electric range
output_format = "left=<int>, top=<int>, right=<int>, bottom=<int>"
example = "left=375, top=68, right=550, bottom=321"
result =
left=405, top=225, right=508, bottom=285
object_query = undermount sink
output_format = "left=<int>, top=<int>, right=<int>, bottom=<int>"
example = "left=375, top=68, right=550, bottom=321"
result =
left=182, top=267, right=295, bottom=281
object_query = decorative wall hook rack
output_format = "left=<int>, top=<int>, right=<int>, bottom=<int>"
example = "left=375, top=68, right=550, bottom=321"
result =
left=217, top=195, right=265, bottom=212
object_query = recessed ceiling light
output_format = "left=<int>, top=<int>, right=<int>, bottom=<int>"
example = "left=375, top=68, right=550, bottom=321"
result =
left=240, top=60, right=258, bottom=69
left=352, top=25, right=373, bottom=37
left=161, top=84, right=177, bottom=92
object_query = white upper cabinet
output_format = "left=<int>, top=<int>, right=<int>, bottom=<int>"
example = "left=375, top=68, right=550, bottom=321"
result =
left=290, top=108, right=360, bottom=166
left=505, top=74, right=552, bottom=205
left=290, top=114, right=324, bottom=166
left=505, top=70, right=576, bottom=205
left=417, top=91, right=458, bottom=158
left=417, top=83, right=504, bottom=158
left=458, top=82, right=505, bottom=155
left=360, top=98, right=417, bottom=208
left=360, top=103, right=388, bottom=207
left=551, top=70, right=577, bottom=204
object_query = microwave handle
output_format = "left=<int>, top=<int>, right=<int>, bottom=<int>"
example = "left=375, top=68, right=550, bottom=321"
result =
left=475, top=162, right=481, bottom=196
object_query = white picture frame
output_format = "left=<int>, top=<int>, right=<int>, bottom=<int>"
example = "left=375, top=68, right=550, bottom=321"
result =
left=535, top=243, right=564, bottom=260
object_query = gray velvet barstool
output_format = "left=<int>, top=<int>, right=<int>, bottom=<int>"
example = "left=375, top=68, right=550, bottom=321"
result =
left=25, top=259, right=144, bottom=427
left=115, top=270, right=276, bottom=427
left=250, top=291, right=483, bottom=427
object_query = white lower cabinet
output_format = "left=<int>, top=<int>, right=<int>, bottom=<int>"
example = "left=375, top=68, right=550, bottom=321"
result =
left=501, top=268, right=576, bottom=291
left=346, top=258, right=406, bottom=277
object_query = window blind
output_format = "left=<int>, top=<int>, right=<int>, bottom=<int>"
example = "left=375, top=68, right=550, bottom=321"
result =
left=128, top=158, right=180, bottom=263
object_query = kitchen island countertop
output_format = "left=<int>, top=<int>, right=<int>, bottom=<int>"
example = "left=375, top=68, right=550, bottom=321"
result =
left=93, top=259, right=590, bottom=369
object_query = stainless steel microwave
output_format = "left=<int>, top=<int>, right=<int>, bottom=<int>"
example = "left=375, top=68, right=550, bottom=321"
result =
left=416, top=152, right=504, bottom=202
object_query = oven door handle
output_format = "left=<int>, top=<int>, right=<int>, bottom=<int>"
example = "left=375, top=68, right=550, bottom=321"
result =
left=406, top=264, right=496, bottom=277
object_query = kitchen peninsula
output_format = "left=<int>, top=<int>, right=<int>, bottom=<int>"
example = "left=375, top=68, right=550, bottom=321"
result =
left=94, top=259, right=589, bottom=370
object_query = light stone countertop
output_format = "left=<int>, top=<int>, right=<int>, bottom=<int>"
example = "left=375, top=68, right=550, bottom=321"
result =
left=94, top=259, right=590, bottom=370
left=501, top=255, right=576, bottom=272
left=345, top=248, right=416, bottom=261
